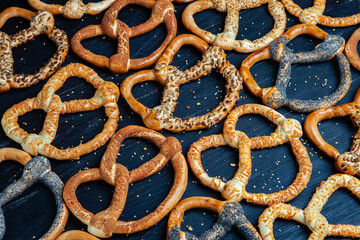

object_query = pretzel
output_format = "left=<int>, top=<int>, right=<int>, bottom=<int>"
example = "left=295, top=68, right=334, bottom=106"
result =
left=281, top=0, right=360, bottom=27
left=167, top=197, right=261, bottom=240
left=71, top=0, right=176, bottom=73
left=1, top=63, right=120, bottom=160
left=56, top=230, right=100, bottom=240
left=241, top=24, right=351, bottom=112
left=188, top=104, right=312, bottom=204
left=345, top=27, right=360, bottom=71
left=304, top=88, right=360, bottom=177
left=182, top=0, right=286, bottom=53
left=121, top=34, right=242, bottom=132
left=63, top=125, right=188, bottom=238
left=0, top=151, right=68, bottom=239
left=258, top=174, right=360, bottom=239
left=0, top=7, right=68, bottom=93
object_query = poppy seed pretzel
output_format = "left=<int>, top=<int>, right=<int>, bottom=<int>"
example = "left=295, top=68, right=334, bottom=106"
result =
left=0, top=7, right=68, bottom=93
left=281, top=0, right=360, bottom=27
left=121, top=34, right=243, bottom=132
left=63, top=125, right=188, bottom=238
left=304, top=88, right=360, bottom=177
left=0, top=153, right=68, bottom=240
left=1, top=63, right=120, bottom=160
left=259, top=174, right=360, bottom=239
left=345, top=27, right=360, bottom=71
left=167, top=197, right=262, bottom=240
left=188, top=104, right=312, bottom=204
left=71, top=0, right=176, bottom=74
left=241, top=24, right=351, bottom=112
left=182, top=0, right=286, bottom=53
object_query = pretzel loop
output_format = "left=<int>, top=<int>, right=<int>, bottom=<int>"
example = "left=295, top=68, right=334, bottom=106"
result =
left=63, top=125, right=188, bottom=238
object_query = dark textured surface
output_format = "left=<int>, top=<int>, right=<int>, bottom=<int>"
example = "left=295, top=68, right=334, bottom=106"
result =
left=0, top=0, right=359, bottom=239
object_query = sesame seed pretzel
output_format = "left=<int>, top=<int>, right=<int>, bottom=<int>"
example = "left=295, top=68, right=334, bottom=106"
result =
left=0, top=150, right=68, bottom=240
left=345, top=27, right=360, bottom=71
left=56, top=230, right=100, bottom=240
left=258, top=174, right=360, bottom=239
left=1, top=63, right=120, bottom=160
left=241, top=24, right=351, bottom=112
left=281, top=0, right=360, bottom=27
left=188, top=104, right=312, bottom=204
left=0, top=7, right=68, bottom=93
left=63, top=125, right=188, bottom=238
left=304, top=88, right=360, bottom=177
left=167, top=197, right=262, bottom=240
left=70, top=0, right=177, bottom=73
left=182, top=0, right=287, bottom=53
left=121, top=34, right=243, bottom=132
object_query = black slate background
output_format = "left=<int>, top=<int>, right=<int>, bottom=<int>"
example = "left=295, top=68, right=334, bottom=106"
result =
left=0, top=0, right=359, bottom=239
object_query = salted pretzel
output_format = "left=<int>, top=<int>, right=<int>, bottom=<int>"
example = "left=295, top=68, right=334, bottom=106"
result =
left=281, top=0, right=360, bottom=27
left=63, top=125, right=188, bottom=238
left=0, top=148, right=68, bottom=239
left=167, top=197, right=261, bottom=240
left=241, top=24, right=351, bottom=112
left=304, top=88, right=360, bottom=177
left=259, top=174, right=360, bottom=239
left=121, top=34, right=243, bottom=132
left=345, top=27, right=360, bottom=71
left=0, top=7, right=68, bottom=93
left=71, top=0, right=176, bottom=73
left=56, top=230, right=100, bottom=240
left=1, top=63, right=120, bottom=160
left=182, top=0, right=286, bottom=53
left=188, top=104, right=312, bottom=204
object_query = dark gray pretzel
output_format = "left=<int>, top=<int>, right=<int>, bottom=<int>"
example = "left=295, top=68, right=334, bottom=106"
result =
left=167, top=197, right=261, bottom=240
left=0, top=156, right=68, bottom=239
left=241, top=24, right=351, bottom=112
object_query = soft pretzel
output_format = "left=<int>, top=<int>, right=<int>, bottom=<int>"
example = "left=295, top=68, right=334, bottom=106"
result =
left=121, top=34, right=243, bottom=132
left=167, top=197, right=261, bottom=240
left=0, top=150, right=68, bottom=239
left=182, top=0, right=286, bottom=52
left=0, top=7, right=68, bottom=93
left=63, top=125, right=188, bottom=238
left=188, top=104, right=312, bottom=204
left=259, top=174, right=360, bottom=239
left=304, top=88, right=360, bottom=177
left=345, top=26, right=360, bottom=71
left=1, top=63, right=120, bottom=160
left=71, top=0, right=176, bottom=73
left=241, top=24, right=351, bottom=112
left=56, top=230, right=100, bottom=240
left=281, top=0, right=360, bottom=27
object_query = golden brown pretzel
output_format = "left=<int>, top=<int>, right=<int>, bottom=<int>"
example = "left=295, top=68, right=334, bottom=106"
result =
left=281, top=0, right=360, bottom=27
left=345, top=27, right=360, bottom=71
left=71, top=0, right=176, bottom=73
left=259, top=174, right=360, bottom=239
left=56, top=230, right=100, bottom=240
left=167, top=197, right=261, bottom=240
left=63, top=125, right=188, bottom=238
left=1, top=63, right=120, bottom=160
left=188, top=104, right=312, bottom=204
left=121, top=34, right=243, bottom=132
left=182, top=0, right=286, bottom=52
left=0, top=7, right=68, bottom=93
left=241, top=24, right=351, bottom=112
left=304, top=88, right=360, bottom=177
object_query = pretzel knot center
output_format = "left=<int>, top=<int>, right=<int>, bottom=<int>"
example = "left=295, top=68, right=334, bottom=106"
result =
left=336, top=152, right=360, bottom=176
left=262, top=86, right=286, bottom=109
left=298, top=7, right=321, bottom=25
left=222, top=179, right=245, bottom=202
left=275, top=118, right=302, bottom=142
left=30, top=11, right=55, bottom=34
left=63, top=0, right=86, bottom=19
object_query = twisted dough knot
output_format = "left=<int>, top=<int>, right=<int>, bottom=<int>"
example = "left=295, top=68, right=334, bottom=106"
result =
left=350, top=108, right=360, bottom=127
left=336, top=152, right=360, bottom=176
left=212, top=0, right=227, bottom=12
left=63, top=0, right=86, bottom=19
left=274, top=118, right=302, bottom=142
left=222, top=179, right=246, bottom=202
left=262, top=86, right=287, bottom=109
left=29, top=10, right=55, bottom=33
left=298, top=6, right=323, bottom=25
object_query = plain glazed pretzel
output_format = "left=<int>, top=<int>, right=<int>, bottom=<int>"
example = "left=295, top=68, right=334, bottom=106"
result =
left=1, top=63, right=120, bottom=160
left=167, top=197, right=262, bottom=240
left=281, top=0, right=360, bottom=27
left=56, top=230, right=100, bottom=240
left=304, top=88, right=360, bottom=177
left=0, top=7, right=68, bottom=93
left=188, top=104, right=312, bottom=204
left=71, top=0, right=177, bottom=74
left=0, top=149, right=68, bottom=240
left=345, top=27, right=360, bottom=71
left=258, top=174, right=360, bottom=239
left=63, top=125, right=188, bottom=238
left=121, top=34, right=243, bottom=132
left=241, top=24, right=351, bottom=112
left=182, top=0, right=287, bottom=53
